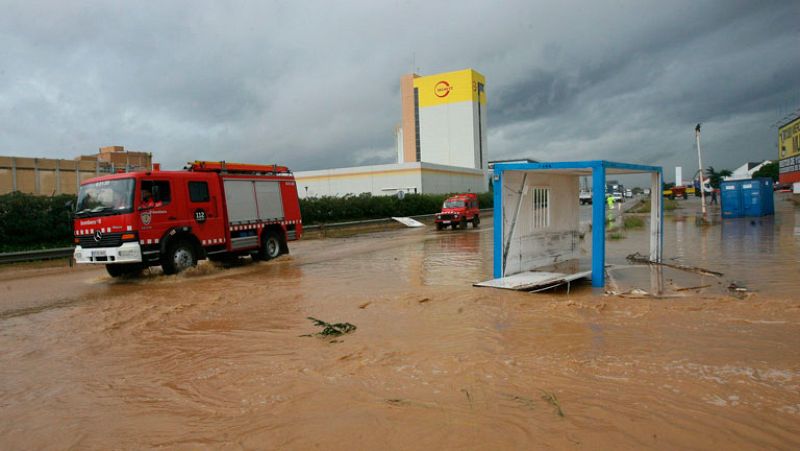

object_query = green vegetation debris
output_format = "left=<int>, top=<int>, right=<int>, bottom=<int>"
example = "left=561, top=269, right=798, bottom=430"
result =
left=609, top=232, right=625, bottom=240
left=504, top=393, right=537, bottom=411
left=629, top=198, right=678, bottom=214
left=622, top=216, right=644, bottom=229
left=540, top=390, right=565, bottom=417
left=304, top=317, right=357, bottom=337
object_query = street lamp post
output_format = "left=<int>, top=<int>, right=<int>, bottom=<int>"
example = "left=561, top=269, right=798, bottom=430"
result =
left=695, top=123, right=707, bottom=216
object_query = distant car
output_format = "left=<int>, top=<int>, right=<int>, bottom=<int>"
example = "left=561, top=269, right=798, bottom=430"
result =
left=579, top=190, right=592, bottom=205
left=625, top=189, right=633, bottom=198
left=612, top=192, right=623, bottom=202
left=435, top=193, right=480, bottom=230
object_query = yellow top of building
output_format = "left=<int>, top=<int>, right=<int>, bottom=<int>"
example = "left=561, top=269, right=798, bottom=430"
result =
left=779, top=115, right=800, bottom=159
left=413, top=68, right=486, bottom=107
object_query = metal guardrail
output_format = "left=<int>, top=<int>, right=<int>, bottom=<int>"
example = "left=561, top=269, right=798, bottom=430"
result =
left=302, top=208, right=494, bottom=231
left=0, top=247, right=74, bottom=264
left=0, top=209, right=495, bottom=263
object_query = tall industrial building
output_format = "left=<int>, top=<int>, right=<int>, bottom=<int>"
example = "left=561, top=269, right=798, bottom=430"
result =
left=397, top=69, right=487, bottom=171
left=295, top=68, right=488, bottom=198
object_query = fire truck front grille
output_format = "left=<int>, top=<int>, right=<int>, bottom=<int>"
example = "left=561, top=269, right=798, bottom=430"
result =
left=439, top=214, right=455, bottom=221
left=78, top=232, right=123, bottom=248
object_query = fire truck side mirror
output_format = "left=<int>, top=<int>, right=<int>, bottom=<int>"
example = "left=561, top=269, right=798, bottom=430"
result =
left=64, top=200, right=74, bottom=215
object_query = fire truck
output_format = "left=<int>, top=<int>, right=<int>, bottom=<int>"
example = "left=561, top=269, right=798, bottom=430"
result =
left=434, top=193, right=480, bottom=230
left=72, top=161, right=302, bottom=277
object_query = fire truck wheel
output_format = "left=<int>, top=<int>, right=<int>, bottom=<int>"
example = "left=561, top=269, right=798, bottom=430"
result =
left=260, top=231, right=282, bottom=260
left=163, top=240, right=197, bottom=275
left=435, top=223, right=443, bottom=231
left=472, top=215, right=480, bottom=227
left=459, top=217, right=468, bottom=229
left=105, top=263, right=143, bottom=278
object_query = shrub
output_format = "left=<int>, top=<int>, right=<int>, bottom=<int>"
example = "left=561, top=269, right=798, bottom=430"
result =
left=299, top=192, right=493, bottom=225
left=622, top=216, right=645, bottom=229
left=0, top=192, right=76, bottom=252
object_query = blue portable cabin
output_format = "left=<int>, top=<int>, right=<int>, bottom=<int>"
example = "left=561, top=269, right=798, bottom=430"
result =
left=720, top=180, right=743, bottom=218
left=720, top=178, right=774, bottom=218
left=741, top=178, right=774, bottom=216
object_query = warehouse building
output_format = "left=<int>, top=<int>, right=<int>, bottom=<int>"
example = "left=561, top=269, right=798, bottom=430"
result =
left=0, top=146, right=152, bottom=195
left=295, top=68, right=488, bottom=197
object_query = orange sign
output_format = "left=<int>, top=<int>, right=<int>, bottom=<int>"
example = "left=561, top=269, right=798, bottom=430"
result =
left=434, top=81, right=452, bottom=98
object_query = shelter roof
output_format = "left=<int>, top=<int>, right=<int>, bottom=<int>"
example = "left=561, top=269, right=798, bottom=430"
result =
left=491, top=160, right=661, bottom=176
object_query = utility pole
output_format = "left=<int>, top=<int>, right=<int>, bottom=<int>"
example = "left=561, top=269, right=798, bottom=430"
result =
left=695, top=123, right=707, bottom=216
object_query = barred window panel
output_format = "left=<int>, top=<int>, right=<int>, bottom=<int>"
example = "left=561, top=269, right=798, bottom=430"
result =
left=531, top=187, right=550, bottom=229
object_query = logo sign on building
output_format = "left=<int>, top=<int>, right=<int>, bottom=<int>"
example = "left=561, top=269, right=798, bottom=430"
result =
left=434, top=81, right=452, bottom=98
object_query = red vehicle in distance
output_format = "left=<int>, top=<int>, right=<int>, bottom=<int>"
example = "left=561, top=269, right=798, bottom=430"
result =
left=435, top=193, right=480, bottom=230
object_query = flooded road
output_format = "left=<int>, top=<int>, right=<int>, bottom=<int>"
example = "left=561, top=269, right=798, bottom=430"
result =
left=1, top=196, right=800, bottom=449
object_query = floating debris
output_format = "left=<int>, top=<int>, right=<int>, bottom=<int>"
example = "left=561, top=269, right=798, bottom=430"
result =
left=540, top=390, right=565, bottom=417
left=461, top=388, right=472, bottom=408
left=626, top=252, right=723, bottom=277
left=358, top=301, right=372, bottom=309
left=303, top=317, right=357, bottom=337
left=676, top=284, right=712, bottom=292
left=418, top=298, right=431, bottom=304
left=504, top=393, right=537, bottom=411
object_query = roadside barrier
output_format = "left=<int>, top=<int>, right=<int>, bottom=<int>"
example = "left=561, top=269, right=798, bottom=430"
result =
left=0, top=209, right=494, bottom=264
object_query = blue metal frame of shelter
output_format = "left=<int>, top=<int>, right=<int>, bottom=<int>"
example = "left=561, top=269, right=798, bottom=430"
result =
left=492, top=160, right=663, bottom=287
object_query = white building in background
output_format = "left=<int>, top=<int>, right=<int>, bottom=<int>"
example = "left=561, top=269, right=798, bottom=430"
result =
left=294, top=68, right=488, bottom=198
left=724, top=161, right=772, bottom=181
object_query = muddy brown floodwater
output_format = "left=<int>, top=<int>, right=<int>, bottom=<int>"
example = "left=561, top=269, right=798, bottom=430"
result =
left=1, top=196, right=800, bottom=450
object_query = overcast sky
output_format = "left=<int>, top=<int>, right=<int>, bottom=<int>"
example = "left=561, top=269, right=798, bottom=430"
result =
left=1, top=0, right=798, bottom=181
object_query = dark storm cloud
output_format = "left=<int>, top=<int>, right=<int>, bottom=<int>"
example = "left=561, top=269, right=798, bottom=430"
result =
left=0, top=0, right=798, bottom=179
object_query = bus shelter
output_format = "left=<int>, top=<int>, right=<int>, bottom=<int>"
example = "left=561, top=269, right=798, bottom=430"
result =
left=481, top=160, right=663, bottom=289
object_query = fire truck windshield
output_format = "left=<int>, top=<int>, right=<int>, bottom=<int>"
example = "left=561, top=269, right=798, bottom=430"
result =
left=75, top=178, right=135, bottom=217
left=443, top=200, right=465, bottom=208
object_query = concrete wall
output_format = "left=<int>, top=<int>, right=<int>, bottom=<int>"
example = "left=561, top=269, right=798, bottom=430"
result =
left=502, top=172, right=580, bottom=276
left=295, top=162, right=486, bottom=198
left=421, top=165, right=486, bottom=194
left=0, top=156, right=117, bottom=195
left=1, top=146, right=153, bottom=195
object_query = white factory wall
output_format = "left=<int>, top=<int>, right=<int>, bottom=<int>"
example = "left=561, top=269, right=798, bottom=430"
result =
left=421, top=167, right=487, bottom=194
left=418, top=101, right=479, bottom=169
left=295, top=162, right=486, bottom=198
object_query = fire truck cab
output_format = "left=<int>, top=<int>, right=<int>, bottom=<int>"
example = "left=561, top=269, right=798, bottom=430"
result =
left=73, top=161, right=302, bottom=277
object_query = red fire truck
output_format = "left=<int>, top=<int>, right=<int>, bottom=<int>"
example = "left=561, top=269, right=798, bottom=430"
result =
left=434, top=193, right=480, bottom=230
left=72, top=161, right=302, bottom=277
